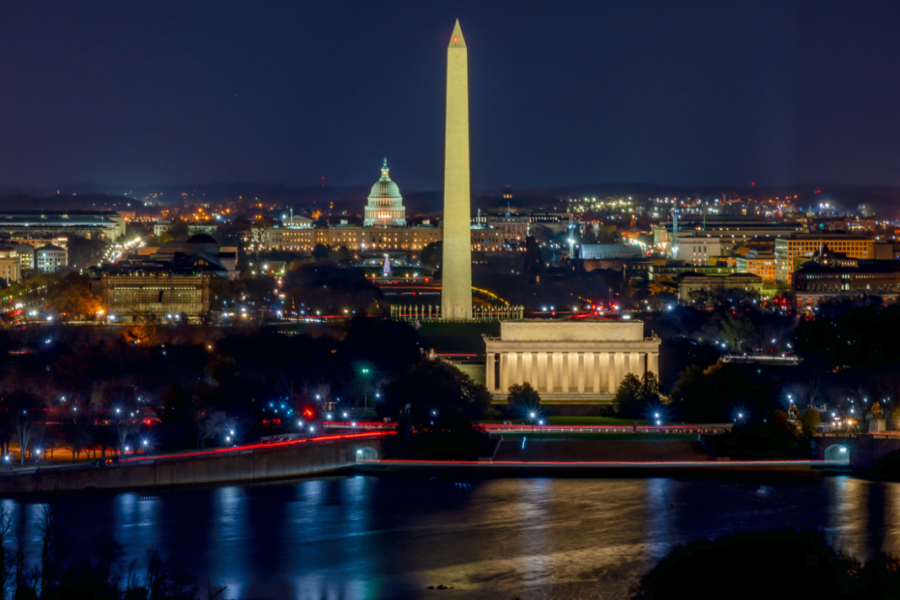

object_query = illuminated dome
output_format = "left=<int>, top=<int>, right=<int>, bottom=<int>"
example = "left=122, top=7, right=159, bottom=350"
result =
left=364, top=158, right=407, bottom=227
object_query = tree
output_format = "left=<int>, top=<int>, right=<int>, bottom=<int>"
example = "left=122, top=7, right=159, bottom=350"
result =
left=528, top=224, right=554, bottom=245
left=705, top=310, right=752, bottom=352
left=379, top=358, right=493, bottom=424
left=167, top=219, right=190, bottom=240
left=47, top=274, right=102, bottom=319
left=114, top=406, right=140, bottom=456
left=640, top=371, right=661, bottom=405
left=334, top=245, right=353, bottom=263
left=37, top=505, right=56, bottom=600
left=614, top=373, right=644, bottom=417
left=157, top=385, right=199, bottom=451
left=507, top=382, right=541, bottom=413
left=799, top=408, right=821, bottom=437
left=5, top=392, right=40, bottom=465
left=632, top=529, right=858, bottom=599
left=523, top=236, right=545, bottom=284
left=66, top=234, right=107, bottom=269
left=420, top=241, right=442, bottom=269
left=312, top=244, right=331, bottom=261
left=669, top=363, right=782, bottom=422
left=63, top=403, right=93, bottom=461
left=596, top=224, right=621, bottom=244
left=197, top=410, right=230, bottom=449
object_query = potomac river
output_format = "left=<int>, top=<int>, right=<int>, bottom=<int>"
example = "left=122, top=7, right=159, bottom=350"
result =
left=3, top=474, right=899, bottom=599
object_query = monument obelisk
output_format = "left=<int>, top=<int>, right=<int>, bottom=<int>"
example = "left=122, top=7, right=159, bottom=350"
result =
left=441, top=19, right=473, bottom=321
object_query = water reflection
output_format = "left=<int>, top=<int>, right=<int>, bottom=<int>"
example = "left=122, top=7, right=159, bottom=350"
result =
left=5, top=477, right=900, bottom=599
left=827, top=476, right=869, bottom=557
left=212, top=487, right=248, bottom=597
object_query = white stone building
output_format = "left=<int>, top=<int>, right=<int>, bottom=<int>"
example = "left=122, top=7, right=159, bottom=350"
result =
left=483, top=320, right=660, bottom=402
left=363, top=159, right=407, bottom=227
left=37, top=244, right=67, bottom=272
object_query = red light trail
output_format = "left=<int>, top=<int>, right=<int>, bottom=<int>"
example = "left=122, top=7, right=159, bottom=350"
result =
left=120, top=431, right=393, bottom=463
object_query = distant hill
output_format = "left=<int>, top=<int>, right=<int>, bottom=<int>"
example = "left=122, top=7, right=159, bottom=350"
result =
left=0, top=194, right=135, bottom=212
left=2, top=182, right=897, bottom=218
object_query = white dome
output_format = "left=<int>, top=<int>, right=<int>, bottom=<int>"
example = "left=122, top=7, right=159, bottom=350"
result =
left=364, top=159, right=407, bottom=227
left=369, top=177, right=401, bottom=199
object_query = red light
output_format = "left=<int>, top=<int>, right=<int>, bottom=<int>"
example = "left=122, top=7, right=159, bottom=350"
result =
left=120, top=431, right=393, bottom=463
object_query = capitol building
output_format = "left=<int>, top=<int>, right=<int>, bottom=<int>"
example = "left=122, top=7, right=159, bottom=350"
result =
left=255, top=160, right=529, bottom=254
left=364, top=159, right=407, bottom=227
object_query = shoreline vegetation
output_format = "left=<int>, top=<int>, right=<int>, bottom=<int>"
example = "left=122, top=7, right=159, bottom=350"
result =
left=0, top=506, right=225, bottom=600
left=631, top=528, right=900, bottom=599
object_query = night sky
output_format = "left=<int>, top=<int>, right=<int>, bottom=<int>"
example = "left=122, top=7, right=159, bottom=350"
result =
left=1, top=1, right=899, bottom=191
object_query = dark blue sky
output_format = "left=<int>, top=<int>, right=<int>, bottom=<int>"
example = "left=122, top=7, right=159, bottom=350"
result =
left=0, top=1, right=899, bottom=190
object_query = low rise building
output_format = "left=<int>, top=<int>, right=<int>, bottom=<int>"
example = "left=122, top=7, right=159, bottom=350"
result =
left=187, top=224, right=217, bottom=236
left=99, top=268, right=211, bottom=323
left=0, top=247, right=20, bottom=282
left=0, top=211, right=125, bottom=241
left=736, top=250, right=776, bottom=282
left=775, top=234, right=876, bottom=283
left=654, top=216, right=805, bottom=255
left=136, top=234, right=238, bottom=278
left=153, top=220, right=171, bottom=236
left=677, top=272, right=763, bottom=302
left=648, top=263, right=736, bottom=281
left=255, top=223, right=527, bottom=254
left=37, top=244, right=67, bottom=272
left=793, top=259, right=900, bottom=312
left=12, top=244, right=35, bottom=270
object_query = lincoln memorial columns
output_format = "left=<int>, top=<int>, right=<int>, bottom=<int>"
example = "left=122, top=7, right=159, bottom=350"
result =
left=483, top=321, right=662, bottom=402
left=485, top=353, right=495, bottom=392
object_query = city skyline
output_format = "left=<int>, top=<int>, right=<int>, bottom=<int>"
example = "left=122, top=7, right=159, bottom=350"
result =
left=1, top=1, right=900, bottom=190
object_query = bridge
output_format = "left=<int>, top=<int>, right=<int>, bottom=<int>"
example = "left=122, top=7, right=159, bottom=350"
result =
left=0, top=431, right=391, bottom=495
left=814, top=433, right=900, bottom=475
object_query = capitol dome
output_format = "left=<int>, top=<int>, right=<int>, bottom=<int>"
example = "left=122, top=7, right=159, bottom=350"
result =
left=364, top=158, right=407, bottom=227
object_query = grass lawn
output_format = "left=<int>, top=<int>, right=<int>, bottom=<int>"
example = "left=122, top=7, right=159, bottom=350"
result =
left=416, top=321, right=500, bottom=354
left=548, top=416, right=649, bottom=426
left=492, top=432, right=703, bottom=442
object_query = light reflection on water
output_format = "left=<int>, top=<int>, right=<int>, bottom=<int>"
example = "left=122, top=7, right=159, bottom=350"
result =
left=4, top=476, right=900, bottom=599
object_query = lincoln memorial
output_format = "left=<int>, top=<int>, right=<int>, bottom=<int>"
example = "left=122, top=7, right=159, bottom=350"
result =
left=483, top=320, right=661, bottom=402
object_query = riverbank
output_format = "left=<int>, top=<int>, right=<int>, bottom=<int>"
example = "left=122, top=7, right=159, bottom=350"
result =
left=357, top=458, right=851, bottom=477
left=0, top=432, right=389, bottom=496
left=361, top=439, right=852, bottom=477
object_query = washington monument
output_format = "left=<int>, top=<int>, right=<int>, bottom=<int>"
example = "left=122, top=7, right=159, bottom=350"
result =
left=441, top=20, right=473, bottom=321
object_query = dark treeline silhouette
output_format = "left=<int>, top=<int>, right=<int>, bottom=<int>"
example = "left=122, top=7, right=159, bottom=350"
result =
left=0, top=506, right=224, bottom=600
left=379, top=359, right=494, bottom=460
left=632, top=528, right=900, bottom=599
left=0, top=316, right=424, bottom=460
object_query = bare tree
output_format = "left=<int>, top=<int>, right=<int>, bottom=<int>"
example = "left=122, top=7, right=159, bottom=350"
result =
left=14, top=411, right=35, bottom=467
left=197, top=411, right=230, bottom=449
left=0, top=507, right=12, bottom=597
left=36, top=506, right=56, bottom=600
left=204, top=576, right=229, bottom=600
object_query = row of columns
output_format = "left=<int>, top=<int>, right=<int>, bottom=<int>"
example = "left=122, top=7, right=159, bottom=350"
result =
left=390, top=304, right=524, bottom=321
left=486, top=351, right=659, bottom=395
left=390, top=304, right=441, bottom=321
